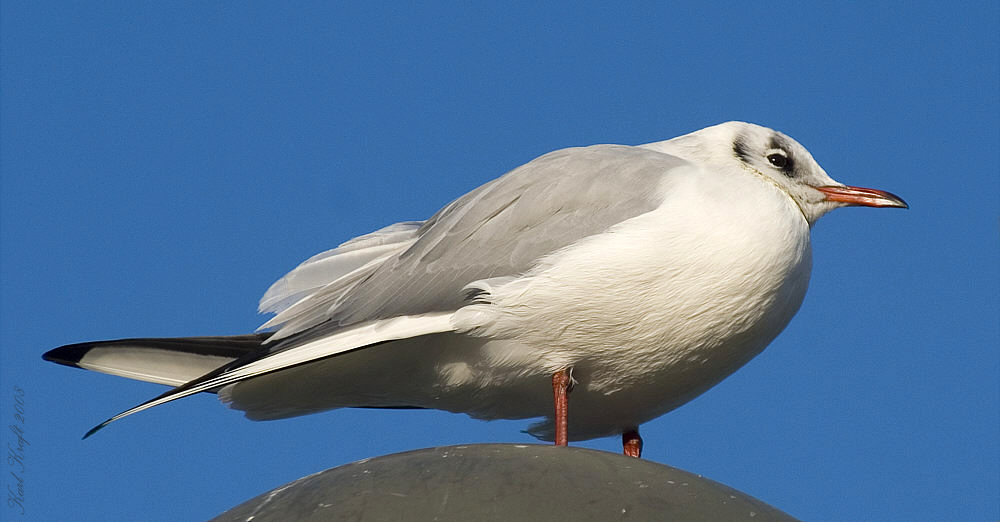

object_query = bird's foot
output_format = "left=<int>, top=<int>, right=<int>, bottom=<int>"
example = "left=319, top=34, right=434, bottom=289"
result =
left=622, top=428, right=642, bottom=458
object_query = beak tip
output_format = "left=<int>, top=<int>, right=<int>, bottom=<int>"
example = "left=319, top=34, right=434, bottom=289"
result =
left=877, top=191, right=908, bottom=209
left=818, top=185, right=908, bottom=209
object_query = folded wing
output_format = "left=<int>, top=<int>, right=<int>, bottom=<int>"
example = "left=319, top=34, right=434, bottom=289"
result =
left=58, top=144, right=691, bottom=437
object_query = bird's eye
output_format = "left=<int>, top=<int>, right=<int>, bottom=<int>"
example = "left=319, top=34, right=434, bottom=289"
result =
left=767, top=153, right=788, bottom=169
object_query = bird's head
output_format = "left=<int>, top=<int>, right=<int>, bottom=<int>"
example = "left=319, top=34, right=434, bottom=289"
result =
left=656, top=121, right=908, bottom=225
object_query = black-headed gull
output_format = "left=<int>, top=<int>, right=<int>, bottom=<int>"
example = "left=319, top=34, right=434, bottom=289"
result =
left=44, top=122, right=907, bottom=457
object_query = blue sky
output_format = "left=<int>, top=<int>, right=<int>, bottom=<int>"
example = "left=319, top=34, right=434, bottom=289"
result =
left=2, top=2, right=997, bottom=521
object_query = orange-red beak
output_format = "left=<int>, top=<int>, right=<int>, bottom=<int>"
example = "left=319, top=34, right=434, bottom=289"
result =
left=816, top=185, right=908, bottom=209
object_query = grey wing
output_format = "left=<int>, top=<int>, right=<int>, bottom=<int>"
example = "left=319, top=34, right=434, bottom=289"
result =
left=258, top=221, right=424, bottom=315
left=268, top=144, right=691, bottom=345
left=74, top=145, right=694, bottom=436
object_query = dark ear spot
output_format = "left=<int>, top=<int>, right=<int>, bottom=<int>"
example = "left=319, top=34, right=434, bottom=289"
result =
left=732, top=136, right=752, bottom=163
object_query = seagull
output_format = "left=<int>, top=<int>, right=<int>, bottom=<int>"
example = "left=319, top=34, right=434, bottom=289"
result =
left=44, top=122, right=906, bottom=457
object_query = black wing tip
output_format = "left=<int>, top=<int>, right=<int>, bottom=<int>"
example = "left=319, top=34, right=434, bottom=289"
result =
left=42, top=341, right=95, bottom=367
left=82, top=419, right=111, bottom=440
left=43, top=334, right=271, bottom=367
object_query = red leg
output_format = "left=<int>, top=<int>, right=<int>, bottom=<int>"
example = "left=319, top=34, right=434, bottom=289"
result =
left=622, top=428, right=642, bottom=458
left=552, top=369, right=571, bottom=447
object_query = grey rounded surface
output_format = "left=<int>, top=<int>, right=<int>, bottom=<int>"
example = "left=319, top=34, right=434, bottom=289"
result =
left=211, top=444, right=797, bottom=522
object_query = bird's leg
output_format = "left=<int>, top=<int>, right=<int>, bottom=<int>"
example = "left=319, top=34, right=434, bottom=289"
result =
left=622, top=428, right=642, bottom=458
left=552, top=368, right=574, bottom=447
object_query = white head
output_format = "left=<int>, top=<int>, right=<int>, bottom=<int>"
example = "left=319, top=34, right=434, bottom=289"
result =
left=648, top=121, right=907, bottom=225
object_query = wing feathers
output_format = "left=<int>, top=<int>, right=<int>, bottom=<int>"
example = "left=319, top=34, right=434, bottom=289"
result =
left=261, top=145, right=683, bottom=346
left=82, top=313, right=455, bottom=438
left=42, top=335, right=269, bottom=387
left=258, top=221, right=422, bottom=315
